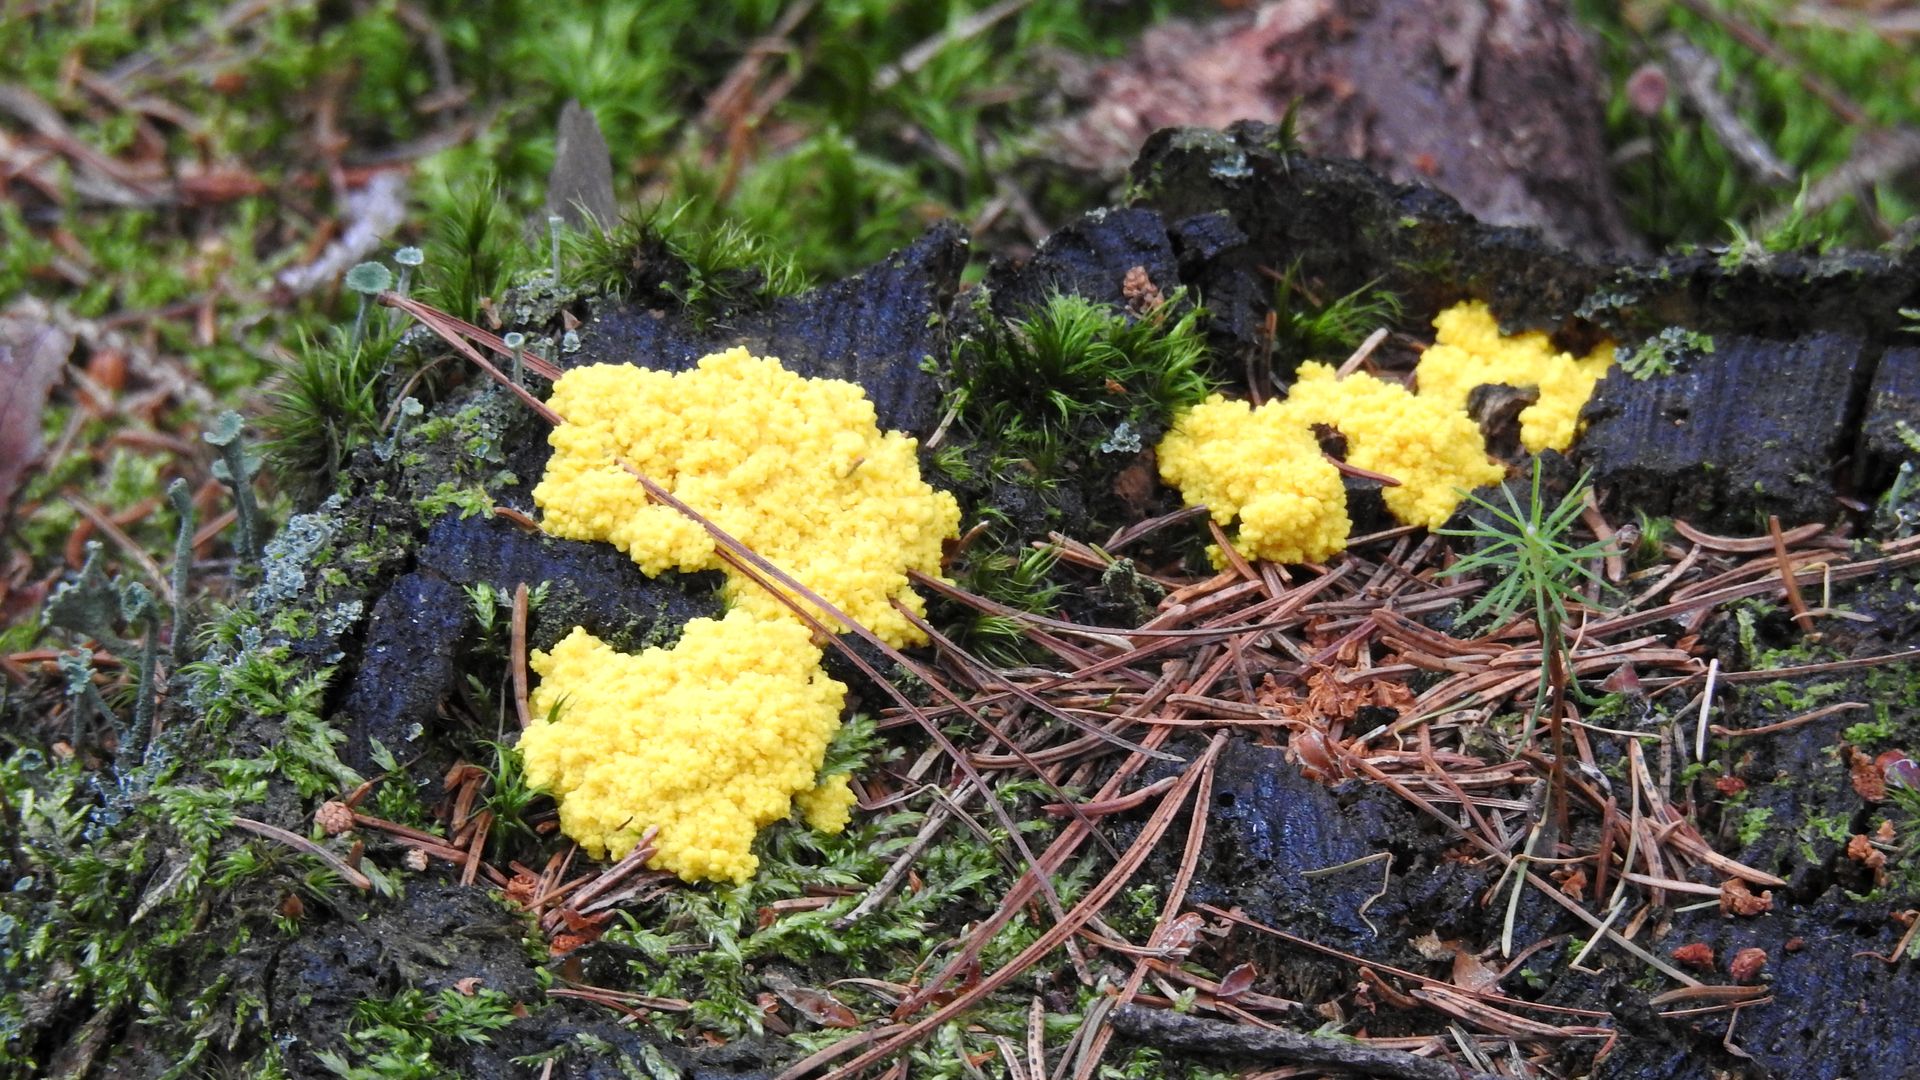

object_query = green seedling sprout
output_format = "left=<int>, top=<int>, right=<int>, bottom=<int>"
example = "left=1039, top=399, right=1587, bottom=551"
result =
left=1439, top=461, right=1611, bottom=741
left=548, top=215, right=565, bottom=281
left=344, top=261, right=393, bottom=351
left=166, top=478, right=195, bottom=664
left=203, top=410, right=263, bottom=564
left=503, top=332, right=526, bottom=384
left=1440, top=461, right=1613, bottom=957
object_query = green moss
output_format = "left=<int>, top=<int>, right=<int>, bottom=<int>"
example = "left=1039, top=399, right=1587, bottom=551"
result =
left=566, top=205, right=807, bottom=320
left=1267, top=262, right=1403, bottom=369
left=1576, top=0, right=1919, bottom=247
left=939, top=288, right=1213, bottom=518
left=1846, top=717, right=1900, bottom=746
left=1622, top=327, right=1714, bottom=381
left=315, top=986, right=519, bottom=1079
left=1805, top=810, right=1854, bottom=849
left=597, top=767, right=1030, bottom=1044
left=0, top=715, right=288, bottom=1072
left=262, top=325, right=418, bottom=500
left=1733, top=805, right=1775, bottom=849
left=417, top=483, right=492, bottom=524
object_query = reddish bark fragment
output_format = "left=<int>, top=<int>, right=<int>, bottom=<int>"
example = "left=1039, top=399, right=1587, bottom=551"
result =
left=1729, top=947, right=1768, bottom=983
left=1671, top=942, right=1716, bottom=971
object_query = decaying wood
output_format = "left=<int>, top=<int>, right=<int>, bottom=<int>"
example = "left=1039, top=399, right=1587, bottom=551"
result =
left=1044, top=0, right=1636, bottom=252
left=1107, top=1004, right=1509, bottom=1080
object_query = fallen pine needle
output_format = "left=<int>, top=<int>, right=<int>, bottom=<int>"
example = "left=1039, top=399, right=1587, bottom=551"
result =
left=233, top=816, right=372, bottom=890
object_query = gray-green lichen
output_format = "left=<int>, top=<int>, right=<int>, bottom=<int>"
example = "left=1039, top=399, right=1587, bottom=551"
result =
left=256, top=496, right=345, bottom=608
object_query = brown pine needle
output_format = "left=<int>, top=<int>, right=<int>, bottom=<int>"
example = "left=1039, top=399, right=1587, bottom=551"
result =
left=804, top=735, right=1225, bottom=1080
left=233, top=816, right=372, bottom=891
left=511, top=582, right=533, bottom=730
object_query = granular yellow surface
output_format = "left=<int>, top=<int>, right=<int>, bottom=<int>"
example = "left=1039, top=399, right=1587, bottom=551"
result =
left=533, top=347, right=960, bottom=648
left=522, top=613, right=845, bottom=882
left=1157, top=301, right=1613, bottom=565
left=1278, top=363, right=1505, bottom=529
left=1156, top=393, right=1350, bottom=565
left=1414, top=300, right=1615, bottom=454
left=522, top=348, right=961, bottom=882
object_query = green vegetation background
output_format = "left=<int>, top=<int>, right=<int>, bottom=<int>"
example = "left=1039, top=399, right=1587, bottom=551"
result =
left=2, top=1, right=1919, bottom=1076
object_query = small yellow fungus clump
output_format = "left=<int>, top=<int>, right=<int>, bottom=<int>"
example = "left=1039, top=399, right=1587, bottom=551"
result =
left=1157, top=301, right=1613, bottom=564
left=522, top=612, right=844, bottom=881
left=793, top=773, right=857, bottom=835
left=1156, top=394, right=1350, bottom=565
left=1277, top=364, right=1504, bottom=530
left=533, top=347, right=960, bottom=648
left=1414, top=300, right=1615, bottom=454
left=524, top=348, right=962, bottom=883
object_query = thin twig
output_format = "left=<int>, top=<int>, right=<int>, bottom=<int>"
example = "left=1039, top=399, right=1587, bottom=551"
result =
left=873, top=0, right=1034, bottom=92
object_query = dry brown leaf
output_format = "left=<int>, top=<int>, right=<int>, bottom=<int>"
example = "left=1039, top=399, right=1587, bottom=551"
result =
left=1450, top=949, right=1502, bottom=994
left=1216, top=962, right=1258, bottom=999
left=1847, top=834, right=1879, bottom=865
left=0, top=313, right=74, bottom=520
left=1553, top=867, right=1589, bottom=897
left=1847, top=833, right=1889, bottom=886
left=502, top=868, right=540, bottom=907
left=1259, top=667, right=1412, bottom=727
left=1410, top=931, right=1452, bottom=962
left=771, top=983, right=859, bottom=1029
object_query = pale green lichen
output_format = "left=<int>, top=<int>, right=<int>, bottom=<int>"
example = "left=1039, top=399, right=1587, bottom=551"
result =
left=1622, top=327, right=1715, bottom=381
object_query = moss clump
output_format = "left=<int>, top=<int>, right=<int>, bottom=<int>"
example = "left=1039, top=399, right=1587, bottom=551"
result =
left=1622, top=326, right=1715, bottom=381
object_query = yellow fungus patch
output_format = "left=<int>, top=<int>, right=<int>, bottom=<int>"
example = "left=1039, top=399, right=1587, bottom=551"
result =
left=533, top=347, right=960, bottom=648
left=794, top=774, right=857, bottom=835
left=521, top=613, right=844, bottom=881
left=1156, top=394, right=1350, bottom=565
left=1157, top=301, right=1613, bottom=564
left=523, top=348, right=961, bottom=883
left=1277, top=363, right=1505, bottom=530
left=1414, top=300, right=1615, bottom=454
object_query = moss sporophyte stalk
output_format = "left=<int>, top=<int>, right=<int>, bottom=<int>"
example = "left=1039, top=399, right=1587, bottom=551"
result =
left=1157, top=301, right=1614, bottom=564
left=525, top=348, right=959, bottom=883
